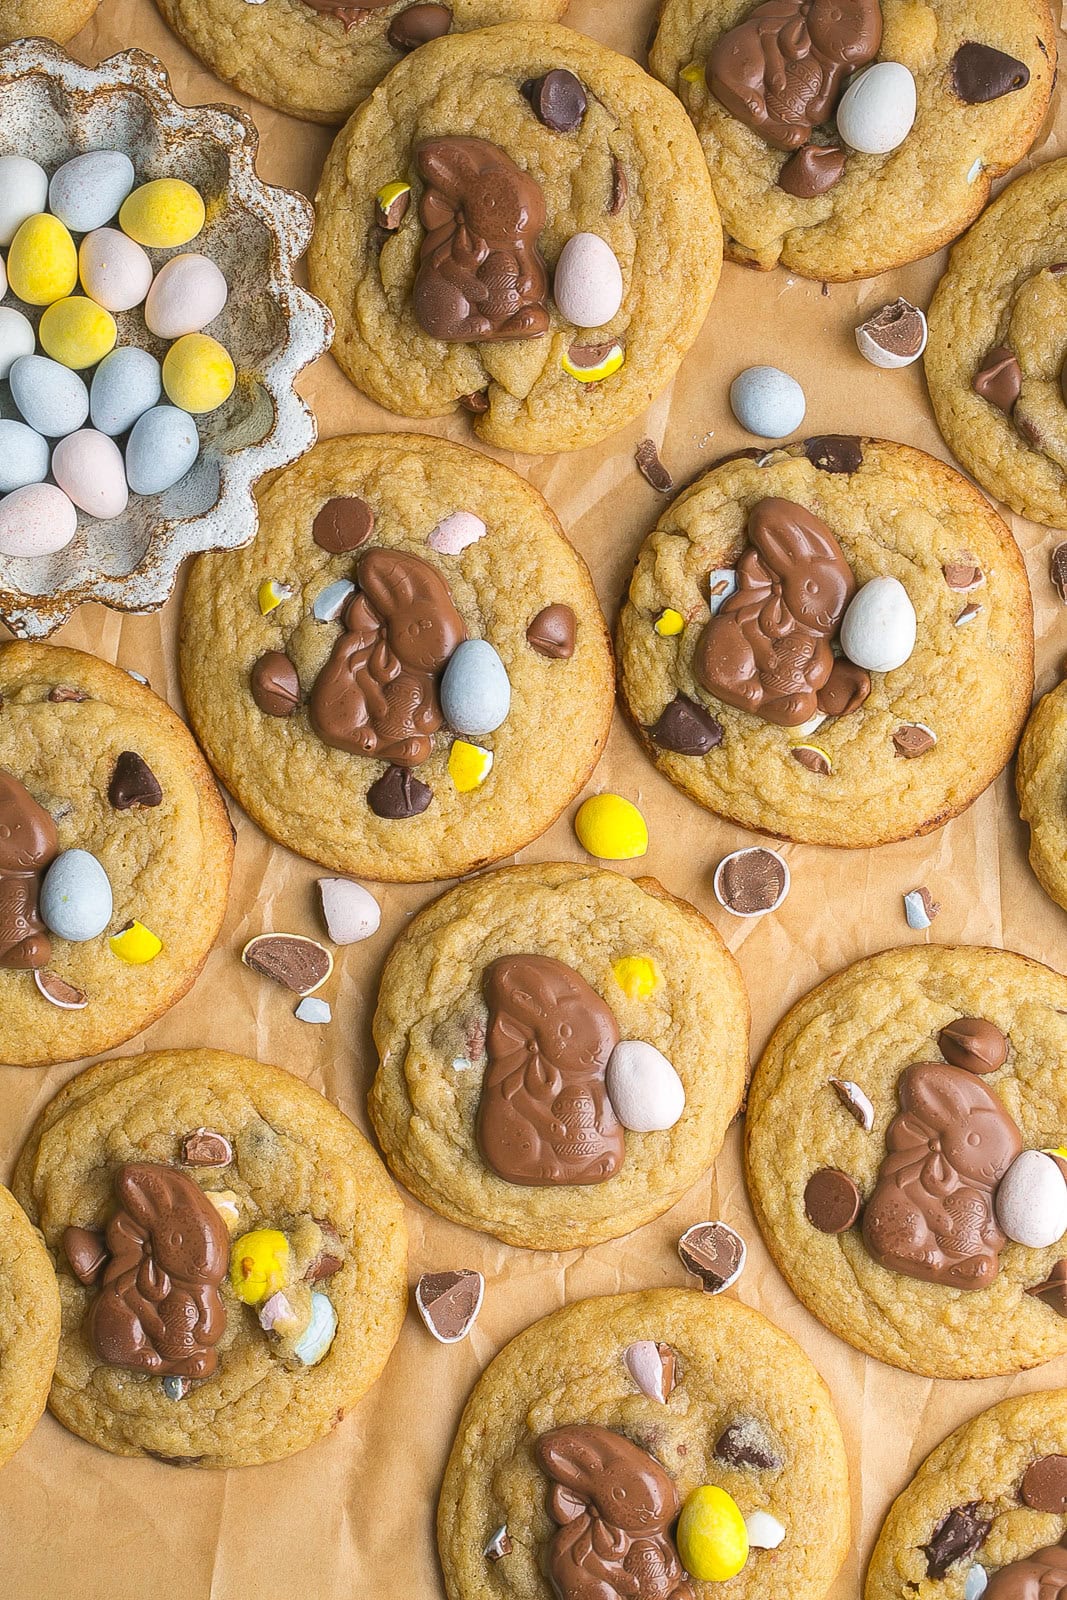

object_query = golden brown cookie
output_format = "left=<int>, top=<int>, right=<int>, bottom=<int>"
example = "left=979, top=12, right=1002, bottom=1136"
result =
left=153, top=0, right=568, bottom=125
left=1018, top=678, right=1067, bottom=916
left=650, top=0, right=1056, bottom=280
left=866, top=1390, right=1067, bottom=1600
left=616, top=437, right=1033, bottom=848
left=439, top=1289, right=850, bottom=1600
left=180, top=434, right=614, bottom=882
left=746, top=944, right=1067, bottom=1379
left=926, top=158, right=1067, bottom=527
left=0, top=0, right=99, bottom=43
left=0, top=1182, right=59, bottom=1470
left=309, top=24, right=722, bottom=453
left=369, top=862, right=749, bottom=1250
left=0, top=641, right=233, bottom=1067
left=13, top=1048, right=408, bottom=1467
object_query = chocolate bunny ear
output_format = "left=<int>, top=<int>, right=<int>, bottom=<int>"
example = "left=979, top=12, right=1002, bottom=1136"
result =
left=416, top=138, right=483, bottom=198
left=536, top=1425, right=611, bottom=1491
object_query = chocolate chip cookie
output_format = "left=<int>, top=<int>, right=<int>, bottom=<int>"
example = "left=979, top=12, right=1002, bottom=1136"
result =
left=438, top=1289, right=849, bottom=1600
left=616, top=437, right=1033, bottom=848
left=650, top=0, right=1056, bottom=279
left=1018, top=678, right=1067, bottom=917
left=309, top=24, right=722, bottom=453
left=0, top=0, right=99, bottom=43
left=926, top=158, right=1067, bottom=527
left=152, top=0, right=567, bottom=126
left=746, top=944, right=1067, bottom=1378
left=179, top=434, right=613, bottom=882
left=369, top=862, right=749, bottom=1249
left=867, top=1389, right=1067, bottom=1599
left=0, top=1182, right=60, bottom=1469
left=12, top=1047, right=407, bottom=1467
left=0, top=642, right=233, bottom=1068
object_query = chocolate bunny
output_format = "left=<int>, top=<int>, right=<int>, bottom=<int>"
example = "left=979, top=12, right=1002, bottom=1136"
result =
left=707, top=0, right=883, bottom=149
left=694, top=497, right=859, bottom=727
left=412, top=136, right=550, bottom=343
left=0, top=769, right=58, bottom=971
left=985, top=1534, right=1067, bottom=1599
left=310, top=547, right=466, bottom=766
left=536, top=1424, right=695, bottom=1600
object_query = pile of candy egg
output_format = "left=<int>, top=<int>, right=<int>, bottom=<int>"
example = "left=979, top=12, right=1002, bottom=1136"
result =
left=0, top=149, right=236, bottom=560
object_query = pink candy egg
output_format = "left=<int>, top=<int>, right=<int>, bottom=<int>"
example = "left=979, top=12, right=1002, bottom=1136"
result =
left=78, top=227, right=154, bottom=314
left=52, top=430, right=129, bottom=520
left=0, top=482, right=78, bottom=557
left=144, top=253, right=229, bottom=339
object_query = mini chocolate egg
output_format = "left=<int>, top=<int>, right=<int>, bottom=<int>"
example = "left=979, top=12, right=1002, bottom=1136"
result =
left=730, top=365, right=806, bottom=438
left=144, top=253, right=228, bottom=339
left=162, top=333, right=235, bottom=414
left=119, top=178, right=205, bottom=249
left=0, top=306, right=36, bottom=381
left=440, top=639, right=511, bottom=735
left=90, top=347, right=162, bottom=436
left=52, top=429, right=129, bottom=519
left=40, top=848, right=113, bottom=942
left=9, top=355, right=90, bottom=437
left=0, top=155, right=48, bottom=246
left=837, top=62, right=917, bottom=155
left=0, top=482, right=78, bottom=558
left=0, top=420, right=50, bottom=494
left=7, top=212, right=78, bottom=306
left=48, top=150, right=136, bottom=234
left=553, top=232, right=624, bottom=328
left=125, top=405, right=199, bottom=495
left=78, top=227, right=153, bottom=313
left=38, top=296, right=117, bottom=371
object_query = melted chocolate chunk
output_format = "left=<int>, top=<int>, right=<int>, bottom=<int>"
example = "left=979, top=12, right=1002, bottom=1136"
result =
left=635, top=438, right=674, bottom=493
left=714, top=1418, right=782, bottom=1471
left=649, top=695, right=723, bottom=756
left=973, top=346, right=1022, bottom=412
left=312, top=496, right=374, bottom=554
left=802, top=435, right=863, bottom=474
left=367, top=765, right=433, bottom=819
left=923, top=1504, right=991, bottom=1580
left=387, top=3, right=451, bottom=52
left=778, top=144, right=846, bottom=198
left=1022, top=1456, right=1067, bottom=1513
left=526, top=604, right=576, bottom=660
left=251, top=652, right=301, bottom=718
left=804, top=1168, right=861, bottom=1233
left=108, top=751, right=162, bottom=811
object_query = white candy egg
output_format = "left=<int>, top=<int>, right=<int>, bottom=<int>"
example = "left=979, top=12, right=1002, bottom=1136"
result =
left=0, top=420, right=50, bottom=494
left=40, top=848, right=113, bottom=942
left=0, top=306, right=37, bottom=381
left=317, top=878, right=381, bottom=945
left=0, top=482, right=78, bottom=558
left=553, top=232, right=624, bottom=328
left=52, top=430, right=129, bottom=519
left=9, top=354, right=90, bottom=437
left=837, top=62, right=917, bottom=156
left=729, top=365, right=806, bottom=438
left=78, top=227, right=154, bottom=313
left=0, top=154, right=48, bottom=246
left=144, top=253, right=229, bottom=339
left=90, top=347, right=162, bottom=436
left=996, top=1151, right=1067, bottom=1249
left=0, top=252, right=6, bottom=297
left=125, top=405, right=199, bottom=495
left=606, top=1040, right=686, bottom=1132
left=840, top=577, right=917, bottom=672
left=49, top=150, right=136, bottom=234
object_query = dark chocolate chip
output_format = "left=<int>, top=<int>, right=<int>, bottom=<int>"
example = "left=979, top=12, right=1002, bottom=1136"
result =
left=951, top=41, right=1030, bottom=104
left=525, top=69, right=587, bottom=132
left=649, top=695, right=723, bottom=756
left=923, top=1504, right=991, bottom=1580
left=458, top=390, right=490, bottom=414
left=387, top=2, right=451, bottom=51
left=778, top=144, right=846, bottom=198
left=48, top=686, right=87, bottom=702
left=251, top=652, right=301, bottom=718
left=108, top=751, right=163, bottom=811
left=714, top=1418, right=783, bottom=1471
left=307, top=1252, right=344, bottom=1283
left=938, top=1017, right=1008, bottom=1075
left=312, top=496, right=375, bottom=554
left=802, top=435, right=863, bottom=474
left=368, top=764, right=432, bottom=818
left=635, top=438, right=674, bottom=492
left=609, top=155, right=629, bottom=215
left=803, top=1168, right=861, bottom=1233
left=526, top=604, right=576, bottom=660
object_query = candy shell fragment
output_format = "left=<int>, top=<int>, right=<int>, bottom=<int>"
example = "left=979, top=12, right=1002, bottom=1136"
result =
left=375, top=181, right=411, bottom=230
left=448, top=739, right=494, bottom=792
left=317, top=878, right=381, bottom=945
left=34, top=969, right=87, bottom=1009
left=295, top=996, right=332, bottom=1024
left=312, top=579, right=356, bottom=622
left=745, top=1511, right=786, bottom=1550
left=678, top=1221, right=746, bottom=1293
left=904, top=887, right=939, bottom=930
left=109, top=919, right=163, bottom=964
left=623, top=1340, right=676, bottom=1403
left=562, top=340, right=625, bottom=382
left=428, top=510, right=486, bottom=555
left=293, top=1292, right=338, bottom=1366
left=231, top=1228, right=289, bottom=1304
left=655, top=609, right=684, bottom=637
left=258, top=578, right=294, bottom=615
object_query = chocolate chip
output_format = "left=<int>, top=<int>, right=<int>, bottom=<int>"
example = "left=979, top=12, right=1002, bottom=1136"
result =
left=817, top=661, right=870, bottom=717
left=375, top=188, right=410, bottom=230
left=63, top=1225, right=108, bottom=1285
left=251, top=652, right=301, bottom=717
left=649, top=694, right=723, bottom=756
left=893, top=723, right=936, bottom=758
left=778, top=144, right=845, bottom=198
left=387, top=2, right=451, bottom=51
left=715, top=847, right=787, bottom=915
left=973, top=346, right=1021, bottom=412
left=525, top=69, right=587, bottom=132
left=312, top=496, right=374, bottom=554
left=368, top=764, right=432, bottom=819
left=803, top=1168, right=861, bottom=1233
left=526, top=604, right=576, bottom=660
left=180, top=1128, right=233, bottom=1167
left=792, top=745, right=830, bottom=775
left=1028, top=1260, right=1067, bottom=1317
left=802, top=435, right=863, bottom=474
left=714, top=1418, right=782, bottom=1471
left=829, top=1078, right=875, bottom=1132
left=48, top=686, right=87, bottom=702
left=1016, top=412, right=1044, bottom=450
left=942, top=559, right=983, bottom=591
left=242, top=933, right=332, bottom=995
left=1022, top=1455, right=1067, bottom=1512
left=635, top=438, right=673, bottom=493
left=458, top=390, right=490, bottom=414
left=609, top=155, right=629, bottom=214
left=951, top=42, right=1030, bottom=104
left=307, top=1252, right=344, bottom=1283
left=938, top=1017, right=1008, bottom=1075
left=415, top=1269, right=484, bottom=1343
left=678, top=1221, right=746, bottom=1292
left=108, top=751, right=163, bottom=811
left=923, top=1505, right=991, bottom=1580
left=1052, top=543, right=1067, bottom=604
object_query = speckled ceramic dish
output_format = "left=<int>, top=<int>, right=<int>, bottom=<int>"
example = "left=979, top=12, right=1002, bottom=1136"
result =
left=0, top=40, right=333, bottom=638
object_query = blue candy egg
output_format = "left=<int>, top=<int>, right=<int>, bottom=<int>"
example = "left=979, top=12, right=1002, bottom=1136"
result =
left=49, top=150, right=136, bottom=235
left=9, top=355, right=90, bottom=438
left=125, top=405, right=199, bottom=495
left=40, top=849, right=113, bottom=943
left=729, top=366, right=806, bottom=440
left=91, top=347, right=162, bottom=437
left=0, top=419, right=50, bottom=494
left=440, top=639, right=511, bottom=736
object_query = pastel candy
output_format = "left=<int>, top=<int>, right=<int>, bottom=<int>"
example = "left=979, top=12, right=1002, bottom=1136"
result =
left=125, top=406, right=199, bottom=495
left=48, top=150, right=136, bottom=234
left=7, top=213, right=78, bottom=306
left=575, top=794, right=648, bottom=860
left=317, top=878, right=381, bottom=945
left=40, top=849, right=114, bottom=942
left=0, top=420, right=50, bottom=494
left=553, top=232, right=624, bottom=327
left=428, top=510, right=486, bottom=554
left=293, top=1292, right=338, bottom=1366
left=440, top=639, right=511, bottom=736
left=840, top=577, right=917, bottom=673
left=0, top=306, right=35, bottom=381
left=606, top=1040, right=685, bottom=1132
left=119, top=178, right=205, bottom=248
left=677, top=1486, right=749, bottom=1582
left=145, top=253, right=228, bottom=339
left=837, top=62, right=917, bottom=155
left=38, top=296, right=117, bottom=370
left=729, top=366, right=805, bottom=438
left=162, top=332, right=235, bottom=414
left=9, top=354, right=90, bottom=437
left=0, top=155, right=48, bottom=246
left=52, top=430, right=129, bottom=519
left=995, top=1150, right=1067, bottom=1248
left=78, top=227, right=154, bottom=313
left=91, top=347, right=162, bottom=436
left=0, top=482, right=78, bottom=558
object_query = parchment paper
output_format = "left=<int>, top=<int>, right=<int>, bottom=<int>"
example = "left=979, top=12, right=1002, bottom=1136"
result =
left=1, top=1, right=1065, bottom=1593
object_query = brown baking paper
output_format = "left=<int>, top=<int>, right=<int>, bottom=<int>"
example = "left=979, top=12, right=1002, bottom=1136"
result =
left=1, top=0, right=1066, bottom=1593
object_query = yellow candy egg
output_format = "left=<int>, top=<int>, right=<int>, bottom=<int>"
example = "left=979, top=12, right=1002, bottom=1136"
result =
left=108, top=919, right=163, bottom=964
left=575, top=794, right=648, bottom=861
left=230, top=1228, right=290, bottom=1305
left=7, top=213, right=77, bottom=306
left=38, top=297, right=117, bottom=371
left=162, top=333, right=235, bottom=414
left=677, top=1486, right=750, bottom=1582
left=613, top=956, right=661, bottom=1000
left=119, top=177, right=205, bottom=248
left=655, top=609, right=685, bottom=637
